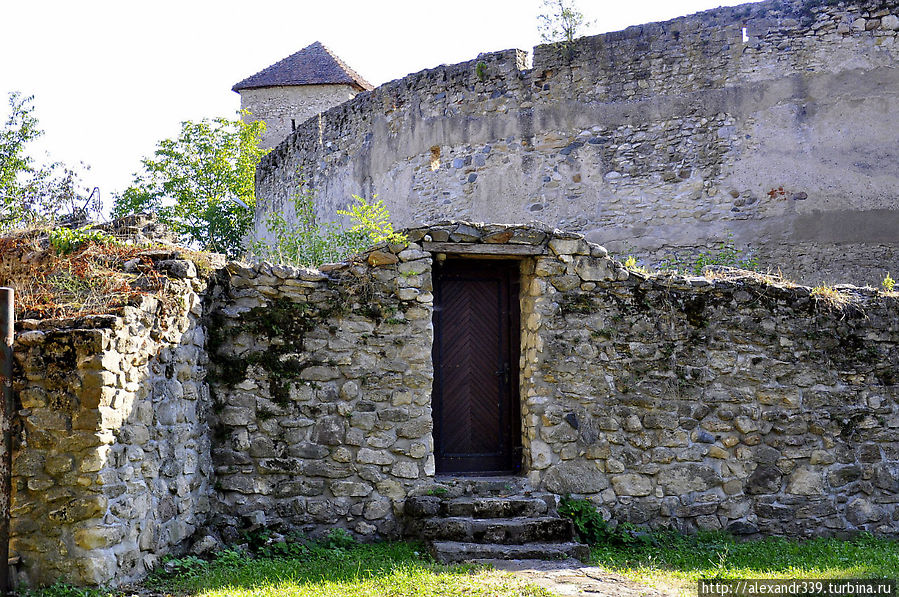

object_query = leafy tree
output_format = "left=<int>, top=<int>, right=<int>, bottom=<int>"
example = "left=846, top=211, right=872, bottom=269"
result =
left=538, top=0, right=592, bottom=45
left=0, top=92, right=98, bottom=229
left=113, top=113, right=268, bottom=257
left=251, top=186, right=406, bottom=267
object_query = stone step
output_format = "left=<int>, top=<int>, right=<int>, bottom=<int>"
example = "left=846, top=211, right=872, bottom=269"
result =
left=408, top=476, right=536, bottom=500
left=430, top=540, right=591, bottom=564
left=405, top=495, right=552, bottom=519
left=406, top=516, right=575, bottom=544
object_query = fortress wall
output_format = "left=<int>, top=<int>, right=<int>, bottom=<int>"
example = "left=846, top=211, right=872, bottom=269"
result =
left=255, top=0, right=899, bottom=286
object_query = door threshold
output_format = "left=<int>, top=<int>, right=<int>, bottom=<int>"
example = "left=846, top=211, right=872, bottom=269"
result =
left=435, top=472, right=522, bottom=479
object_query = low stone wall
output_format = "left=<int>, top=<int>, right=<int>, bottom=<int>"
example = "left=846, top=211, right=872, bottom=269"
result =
left=10, top=269, right=212, bottom=586
left=205, top=248, right=434, bottom=538
left=523, top=259, right=899, bottom=536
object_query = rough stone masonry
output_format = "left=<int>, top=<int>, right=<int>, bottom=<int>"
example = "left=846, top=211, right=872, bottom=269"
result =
left=8, top=221, right=898, bottom=588
left=254, top=0, right=899, bottom=286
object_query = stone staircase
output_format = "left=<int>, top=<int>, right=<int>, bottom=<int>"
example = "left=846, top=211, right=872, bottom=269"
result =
left=403, top=476, right=589, bottom=564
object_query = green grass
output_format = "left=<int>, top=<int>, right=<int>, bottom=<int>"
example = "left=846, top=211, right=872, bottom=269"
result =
left=145, top=542, right=553, bottom=597
left=589, top=531, right=899, bottom=596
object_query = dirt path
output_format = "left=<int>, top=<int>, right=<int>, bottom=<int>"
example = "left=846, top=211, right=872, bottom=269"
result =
left=486, top=559, right=682, bottom=597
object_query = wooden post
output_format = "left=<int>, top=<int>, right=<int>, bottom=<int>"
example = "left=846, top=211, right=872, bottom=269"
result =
left=0, top=287, right=13, bottom=595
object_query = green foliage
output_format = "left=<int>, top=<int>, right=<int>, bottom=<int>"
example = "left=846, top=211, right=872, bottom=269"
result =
left=882, top=273, right=895, bottom=292
left=0, top=92, right=100, bottom=230
left=252, top=186, right=406, bottom=267
left=538, top=0, right=592, bottom=45
left=18, top=581, right=102, bottom=597
left=623, top=255, right=650, bottom=275
left=688, top=237, right=759, bottom=274
left=476, top=61, right=488, bottom=81
left=651, top=234, right=759, bottom=275
left=150, top=553, right=210, bottom=581
left=113, top=112, right=268, bottom=258
left=320, top=528, right=358, bottom=551
left=558, top=496, right=649, bottom=546
left=48, top=225, right=118, bottom=255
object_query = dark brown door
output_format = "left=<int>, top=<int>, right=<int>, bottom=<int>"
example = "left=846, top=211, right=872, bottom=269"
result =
left=432, top=259, right=521, bottom=474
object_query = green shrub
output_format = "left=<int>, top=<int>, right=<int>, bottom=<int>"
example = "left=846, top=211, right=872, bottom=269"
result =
left=883, top=273, right=895, bottom=292
left=558, top=496, right=651, bottom=546
left=252, top=185, right=406, bottom=267
left=150, top=554, right=209, bottom=580
left=320, top=528, right=358, bottom=551
left=48, top=225, right=118, bottom=255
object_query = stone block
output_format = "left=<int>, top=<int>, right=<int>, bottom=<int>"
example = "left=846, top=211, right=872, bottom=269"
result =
left=573, top=256, right=614, bottom=281
left=611, top=474, right=653, bottom=496
left=746, top=465, right=783, bottom=495
left=786, top=468, right=824, bottom=496
left=330, top=481, right=373, bottom=497
left=74, top=526, right=125, bottom=550
left=543, top=460, right=609, bottom=494
left=357, top=448, right=395, bottom=465
left=548, top=238, right=589, bottom=256
left=657, top=464, right=720, bottom=495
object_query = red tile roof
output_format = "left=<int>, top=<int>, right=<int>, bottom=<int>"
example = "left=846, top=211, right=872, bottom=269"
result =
left=232, top=41, right=373, bottom=92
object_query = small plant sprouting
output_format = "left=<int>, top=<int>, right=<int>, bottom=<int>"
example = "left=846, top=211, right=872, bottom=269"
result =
left=475, top=61, right=488, bottom=81
left=882, top=273, right=895, bottom=293
left=810, top=284, right=851, bottom=310
left=624, top=255, right=650, bottom=275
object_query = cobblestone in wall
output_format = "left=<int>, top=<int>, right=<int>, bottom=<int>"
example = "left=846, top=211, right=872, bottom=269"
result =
left=205, top=246, right=434, bottom=539
left=255, top=0, right=899, bottom=286
left=10, top=272, right=212, bottom=586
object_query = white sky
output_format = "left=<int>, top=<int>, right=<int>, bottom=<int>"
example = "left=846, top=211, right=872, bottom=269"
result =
left=1, top=0, right=758, bottom=208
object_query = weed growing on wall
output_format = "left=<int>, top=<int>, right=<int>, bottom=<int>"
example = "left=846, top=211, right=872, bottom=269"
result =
left=538, top=0, right=592, bottom=45
left=48, top=225, right=119, bottom=255
left=558, top=496, right=649, bottom=546
left=811, top=284, right=852, bottom=310
left=625, top=234, right=760, bottom=276
left=252, top=184, right=405, bottom=267
left=882, top=273, right=895, bottom=292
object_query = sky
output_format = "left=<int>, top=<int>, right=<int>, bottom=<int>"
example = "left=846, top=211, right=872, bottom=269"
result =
left=1, top=0, right=759, bottom=209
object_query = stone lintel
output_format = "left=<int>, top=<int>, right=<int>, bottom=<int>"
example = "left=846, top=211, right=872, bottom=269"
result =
left=422, top=242, right=546, bottom=256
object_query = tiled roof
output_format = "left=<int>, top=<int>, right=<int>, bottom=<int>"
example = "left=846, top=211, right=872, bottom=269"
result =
left=232, top=41, right=373, bottom=92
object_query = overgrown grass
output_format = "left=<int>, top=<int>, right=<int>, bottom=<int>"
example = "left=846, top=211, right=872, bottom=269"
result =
left=810, top=284, right=852, bottom=310
left=146, top=542, right=552, bottom=597
left=590, top=531, right=899, bottom=596
left=0, top=228, right=190, bottom=319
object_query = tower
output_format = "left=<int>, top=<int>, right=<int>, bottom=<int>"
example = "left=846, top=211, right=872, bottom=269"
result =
left=232, top=41, right=373, bottom=149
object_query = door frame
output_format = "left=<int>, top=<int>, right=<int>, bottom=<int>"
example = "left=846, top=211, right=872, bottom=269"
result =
left=430, top=256, right=522, bottom=476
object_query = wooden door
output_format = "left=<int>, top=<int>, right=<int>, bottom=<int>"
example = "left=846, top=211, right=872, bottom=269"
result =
left=432, top=259, right=521, bottom=474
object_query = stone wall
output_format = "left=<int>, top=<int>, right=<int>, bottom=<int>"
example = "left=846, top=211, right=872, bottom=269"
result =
left=10, top=265, right=212, bottom=586
left=254, top=0, right=899, bottom=286
left=205, top=248, right=434, bottom=538
left=515, top=231, right=899, bottom=537
left=207, top=222, right=898, bottom=541
left=6, top=221, right=898, bottom=588
left=239, top=84, right=360, bottom=150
